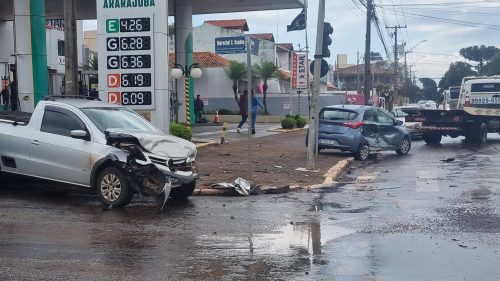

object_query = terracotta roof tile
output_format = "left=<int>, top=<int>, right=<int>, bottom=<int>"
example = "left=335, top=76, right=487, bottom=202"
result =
left=205, top=19, right=249, bottom=32
left=278, top=70, right=291, bottom=79
left=276, top=43, right=294, bottom=51
left=169, top=52, right=230, bottom=68
left=250, top=33, right=275, bottom=42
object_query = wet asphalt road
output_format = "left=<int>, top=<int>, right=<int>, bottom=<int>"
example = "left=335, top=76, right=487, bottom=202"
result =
left=1, top=135, right=500, bottom=280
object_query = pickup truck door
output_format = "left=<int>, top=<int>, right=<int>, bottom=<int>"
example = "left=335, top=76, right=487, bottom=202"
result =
left=29, top=106, right=92, bottom=186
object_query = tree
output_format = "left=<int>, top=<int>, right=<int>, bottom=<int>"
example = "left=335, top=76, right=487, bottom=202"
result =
left=224, top=60, right=247, bottom=105
left=419, top=78, right=440, bottom=102
left=253, top=61, right=278, bottom=115
left=482, top=51, right=500, bottom=76
left=438, top=62, right=477, bottom=92
left=459, top=45, right=498, bottom=75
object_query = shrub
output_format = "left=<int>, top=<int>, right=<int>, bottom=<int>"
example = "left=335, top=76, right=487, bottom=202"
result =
left=296, top=116, right=307, bottom=128
left=170, top=123, right=192, bottom=141
left=281, top=117, right=296, bottom=129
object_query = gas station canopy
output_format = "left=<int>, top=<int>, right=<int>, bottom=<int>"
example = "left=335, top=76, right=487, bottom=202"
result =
left=0, top=0, right=304, bottom=20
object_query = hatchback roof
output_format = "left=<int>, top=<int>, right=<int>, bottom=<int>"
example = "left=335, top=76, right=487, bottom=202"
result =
left=323, top=104, right=373, bottom=111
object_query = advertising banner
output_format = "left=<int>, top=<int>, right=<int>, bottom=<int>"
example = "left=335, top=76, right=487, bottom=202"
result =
left=292, top=52, right=308, bottom=89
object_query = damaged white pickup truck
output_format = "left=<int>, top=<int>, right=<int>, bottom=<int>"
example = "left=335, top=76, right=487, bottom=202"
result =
left=0, top=96, right=198, bottom=209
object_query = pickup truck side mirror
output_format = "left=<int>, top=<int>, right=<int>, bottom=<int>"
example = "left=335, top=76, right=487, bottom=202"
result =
left=70, top=130, right=90, bottom=141
left=395, top=119, right=404, bottom=126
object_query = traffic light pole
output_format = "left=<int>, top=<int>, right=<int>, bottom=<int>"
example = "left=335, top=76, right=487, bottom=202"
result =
left=306, top=0, right=325, bottom=170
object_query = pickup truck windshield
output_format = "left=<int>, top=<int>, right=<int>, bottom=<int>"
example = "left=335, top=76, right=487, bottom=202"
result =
left=82, top=107, right=158, bottom=132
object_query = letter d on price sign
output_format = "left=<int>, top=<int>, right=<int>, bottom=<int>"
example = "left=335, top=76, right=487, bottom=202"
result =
left=108, top=92, right=121, bottom=104
left=108, top=74, right=120, bottom=87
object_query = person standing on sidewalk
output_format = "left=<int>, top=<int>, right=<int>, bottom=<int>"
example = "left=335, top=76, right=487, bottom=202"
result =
left=236, top=91, right=248, bottom=133
left=250, top=90, right=264, bottom=135
left=194, top=95, right=204, bottom=123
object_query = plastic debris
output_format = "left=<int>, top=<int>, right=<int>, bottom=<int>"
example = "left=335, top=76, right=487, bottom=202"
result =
left=212, top=177, right=251, bottom=196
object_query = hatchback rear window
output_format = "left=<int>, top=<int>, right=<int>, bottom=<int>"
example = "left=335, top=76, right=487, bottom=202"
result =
left=320, top=109, right=358, bottom=121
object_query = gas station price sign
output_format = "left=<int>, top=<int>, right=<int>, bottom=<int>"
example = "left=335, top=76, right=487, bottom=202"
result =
left=100, top=14, right=155, bottom=109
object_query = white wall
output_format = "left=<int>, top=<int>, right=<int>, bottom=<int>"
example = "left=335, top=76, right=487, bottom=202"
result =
left=0, top=21, right=14, bottom=79
left=277, top=49, right=291, bottom=70
left=192, top=67, right=234, bottom=99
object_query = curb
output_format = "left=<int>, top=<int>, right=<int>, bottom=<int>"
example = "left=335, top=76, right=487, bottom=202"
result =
left=305, top=157, right=354, bottom=190
left=266, top=127, right=307, bottom=133
left=195, top=141, right=219, bottom=149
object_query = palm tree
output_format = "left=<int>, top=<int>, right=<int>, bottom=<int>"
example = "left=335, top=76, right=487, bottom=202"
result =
left=224, top=60, right=247, bottom=105
left=253, top=61, right=278, bottom=115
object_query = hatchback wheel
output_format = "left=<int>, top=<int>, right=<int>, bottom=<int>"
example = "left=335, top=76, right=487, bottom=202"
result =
left=355, top=144, right=370, bottom=161
left=396, top=137, right=411, bottom=155
left=97, top=167, right=133, bottom=208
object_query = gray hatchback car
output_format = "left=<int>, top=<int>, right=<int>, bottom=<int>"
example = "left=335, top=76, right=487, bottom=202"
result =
left=313, top=105, right=411, bottom=160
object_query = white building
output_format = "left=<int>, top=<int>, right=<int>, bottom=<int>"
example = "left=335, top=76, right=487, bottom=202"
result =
left=168, top=19, right=294, bottom=97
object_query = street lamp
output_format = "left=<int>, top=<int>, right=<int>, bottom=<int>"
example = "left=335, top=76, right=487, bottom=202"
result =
left=171, top=63, right=202, bottom=128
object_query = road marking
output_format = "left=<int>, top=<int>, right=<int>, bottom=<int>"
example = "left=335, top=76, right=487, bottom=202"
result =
left=416, top=171, right=440, bottom=192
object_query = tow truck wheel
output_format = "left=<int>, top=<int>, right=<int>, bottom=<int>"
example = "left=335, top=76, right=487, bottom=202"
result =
left=423, top=133, right=442, bottom=145
left=170, top=180, right=197, bottom=199
left=97, top=167, right=133, bottom=208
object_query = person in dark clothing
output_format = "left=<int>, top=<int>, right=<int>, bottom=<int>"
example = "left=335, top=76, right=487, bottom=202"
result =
left=1, top=86, right=9, bottom=105
left=236, top=91, right=248, bottom=133
left=9, top=81, right=18, bottom=111
left=194, top=95, right=204, bottom=122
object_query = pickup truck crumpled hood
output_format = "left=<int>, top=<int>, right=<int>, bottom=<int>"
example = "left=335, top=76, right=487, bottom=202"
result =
left=106, top=129, right=196, bottom=158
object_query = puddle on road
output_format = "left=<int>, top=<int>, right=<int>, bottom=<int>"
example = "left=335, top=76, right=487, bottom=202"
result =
left=197, top=221, right=356, bottom=259
left=310, top=202, right=372, bottom=214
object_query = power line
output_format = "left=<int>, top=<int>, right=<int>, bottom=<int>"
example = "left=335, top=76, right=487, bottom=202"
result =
left=381, top=9, right=500, bottom=30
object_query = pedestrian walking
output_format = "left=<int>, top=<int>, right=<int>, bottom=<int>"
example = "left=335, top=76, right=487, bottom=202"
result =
left=194, top=95, right=204, bottom=122
left=236, top=91, right=248, bottom=133
left=250, top=90, right=264, bottom=134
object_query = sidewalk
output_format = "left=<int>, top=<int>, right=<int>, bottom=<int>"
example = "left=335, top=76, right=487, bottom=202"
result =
left=194, top=129, right=351, bottom=194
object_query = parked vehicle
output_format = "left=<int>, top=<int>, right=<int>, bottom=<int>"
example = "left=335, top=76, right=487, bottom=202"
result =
left=392, top=105, right=424, bottom=138
left=309, top=105, right=411, bottom=161
left=408, top=76, right=500, bottom=144
left=443, top=86, right=460, bottom=110
left=418, top=100, right=437, bottom=109
left=0, top=96, right=198, bottom=208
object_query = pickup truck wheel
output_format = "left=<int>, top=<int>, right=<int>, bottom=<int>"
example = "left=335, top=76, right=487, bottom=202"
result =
left=423, top=133, right=442, bottom=145
left=396, top=137, right=411, bottom=155
left=170, top=180, right=196, bottom=199
left=354, top=144, right=370, bottom=161
left=97, top=167, right=133, bottom=208
left=478, top=123, right=488, bottom=144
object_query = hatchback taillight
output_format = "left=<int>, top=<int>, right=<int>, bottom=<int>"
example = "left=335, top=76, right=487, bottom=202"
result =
left=342, top=121, right=364, bottom=129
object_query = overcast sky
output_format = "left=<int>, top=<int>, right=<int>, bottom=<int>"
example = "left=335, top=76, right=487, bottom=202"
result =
left=84, top=0, right=500, bottom=83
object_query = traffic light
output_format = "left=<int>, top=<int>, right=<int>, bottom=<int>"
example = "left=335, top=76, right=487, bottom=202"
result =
left=322, top=22, right=334, bottom=58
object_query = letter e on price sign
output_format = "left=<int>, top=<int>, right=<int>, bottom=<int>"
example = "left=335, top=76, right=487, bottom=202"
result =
left=108, top=74, right=120, bottom=87
left=108, top=92, right=121, bottom=104
left=106, top=19, right=119, bottom=33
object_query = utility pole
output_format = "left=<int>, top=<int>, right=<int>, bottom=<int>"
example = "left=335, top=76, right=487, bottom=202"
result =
left=64, top=0, right=78, bottom=96
left=356, top=51, right=360, bottom=94
left=363, top=0, right=373, bottom=105
left=306, top=0, right=326, bottom=170
left=386, top=25, right=406, bottom=109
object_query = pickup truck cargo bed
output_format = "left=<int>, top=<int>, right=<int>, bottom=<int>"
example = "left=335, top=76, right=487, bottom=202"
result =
left=0, top=112, right=32, bottom=124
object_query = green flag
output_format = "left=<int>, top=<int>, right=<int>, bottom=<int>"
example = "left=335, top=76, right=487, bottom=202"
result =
left=287, top=8, right=306, bottom=32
